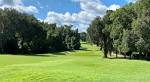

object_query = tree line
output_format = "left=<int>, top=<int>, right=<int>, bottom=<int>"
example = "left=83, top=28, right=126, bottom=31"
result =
left=87, top=0, right=150, bottom=60
left=0, top=8, right=80, bottom=54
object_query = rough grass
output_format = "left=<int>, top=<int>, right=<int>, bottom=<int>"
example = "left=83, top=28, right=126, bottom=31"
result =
left=0, top=42, right=150, bottom=82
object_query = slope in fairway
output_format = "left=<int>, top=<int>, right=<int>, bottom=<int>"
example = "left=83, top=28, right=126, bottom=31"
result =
left=0, top=42, right=150, bottom=82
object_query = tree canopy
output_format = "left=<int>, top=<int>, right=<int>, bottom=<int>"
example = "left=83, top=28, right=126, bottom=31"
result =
left=0, top=8, right=80, bottom=54
left=87, top=0, right=150, bottom=60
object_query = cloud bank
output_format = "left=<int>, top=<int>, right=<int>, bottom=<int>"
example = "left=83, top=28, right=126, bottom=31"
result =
left=0, top=0, right=38, bottom=14
left=44, top=0, right=120, bottom=32
left=126, top=0, right=136, bottom=3
left=0, top=0, right=121, bottom=32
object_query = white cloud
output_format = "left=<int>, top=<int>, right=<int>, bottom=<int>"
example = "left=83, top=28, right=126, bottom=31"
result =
left=0, top=0, right=22, bottom=5
left=126, top=0, right=136, bottom=3
left=45, top=0, right=120, bottom=32
left=0, top=0, right=38, bottom=14
left=108, top=4, right=120, bottom=11
left=79, top=0, right=107, bottom=15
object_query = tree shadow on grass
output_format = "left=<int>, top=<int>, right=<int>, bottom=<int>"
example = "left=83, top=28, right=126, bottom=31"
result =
left=14, top=54, right=56, bottom=57
left=20, top=51, right=68, bottom=57
left=80, top=47, right=92, bottom=51
left=0, top=49, right=78, bottom=57
left=81, top=42, right=87, bottom=44
left=107, top=56, right=150, bottom=62
left=0, top=53, right=58, bottom=57
left=51, top=52, right=66, bottom=55
left=22, top=54, right=57, bottom=57
left=108, top=57, right=126, bottom=60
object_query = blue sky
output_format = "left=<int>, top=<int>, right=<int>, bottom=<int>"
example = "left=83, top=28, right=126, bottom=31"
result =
left=23, top=0, right=81, bottom=19
left=22, top=0, right=128, bottom=19
left=0, top=0, right=133, bottom=32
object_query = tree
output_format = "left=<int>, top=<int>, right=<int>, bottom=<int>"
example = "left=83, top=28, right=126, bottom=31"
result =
left=87, top=16, right=112, bottom=58
left=80, top=32, right=87, bottom=42
left=0, top=8, right=81, bottom=54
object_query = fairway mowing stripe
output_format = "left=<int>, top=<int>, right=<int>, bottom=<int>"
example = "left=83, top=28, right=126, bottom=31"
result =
left=0, top=59, right=73, bottom=69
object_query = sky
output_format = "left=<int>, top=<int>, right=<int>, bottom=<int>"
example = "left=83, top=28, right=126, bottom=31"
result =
left=0, top=0, right=135, bottom=32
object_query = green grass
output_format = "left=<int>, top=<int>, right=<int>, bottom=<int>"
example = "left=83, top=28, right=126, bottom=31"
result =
left=0, top=42, right=150, bottom=82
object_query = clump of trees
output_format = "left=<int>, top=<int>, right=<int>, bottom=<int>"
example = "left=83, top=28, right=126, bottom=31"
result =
left=0, top=8, right=80, bottom=54
left=87, top=0, right=150, bottom=60
left=80, top=32, right=87, bottom=42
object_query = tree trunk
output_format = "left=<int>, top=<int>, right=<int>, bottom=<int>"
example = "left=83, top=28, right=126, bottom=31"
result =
left=124, top=53, right=126, bottom=59
left=109, top=51, right=112, bottom=57
left=103, top=34, right=108, bottom=58
left=0, top=23, right=4, bottom=53
left=139, top=52, right=142, bottom=59
left=129, top=54, right=132, bottom=59
left=104, top=50, right=107, bottom=58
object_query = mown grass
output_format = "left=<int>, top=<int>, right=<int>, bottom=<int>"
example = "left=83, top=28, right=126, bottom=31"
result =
left=0, top=42, right=150, bottom=82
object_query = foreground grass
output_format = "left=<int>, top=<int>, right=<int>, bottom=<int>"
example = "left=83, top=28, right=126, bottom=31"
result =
left=0, top=42, right=150, bottom=82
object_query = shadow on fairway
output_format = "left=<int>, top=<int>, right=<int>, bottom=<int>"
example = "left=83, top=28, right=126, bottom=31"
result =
left=51, top=52, right=66, bottom=55
left=108, top=57, right=126, bottom=59
left=15, top=54, right=57, bottom=57
left=80, top=47, right=92, bottom=51
left=107, top=56, right=150, bottom=61
left=0, top=53, right=58, bottom=57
